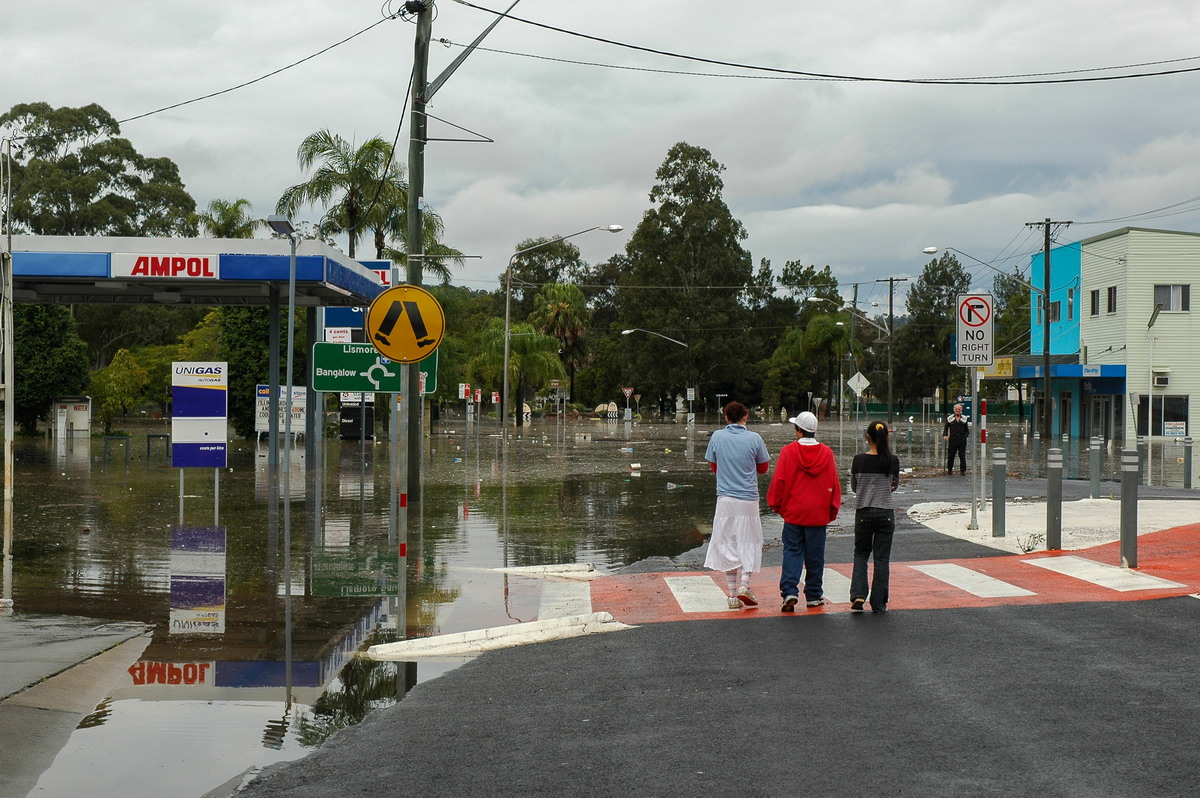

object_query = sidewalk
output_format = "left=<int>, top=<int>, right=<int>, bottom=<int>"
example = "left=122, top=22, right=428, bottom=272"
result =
left=0, top=614, right=151, bottom=798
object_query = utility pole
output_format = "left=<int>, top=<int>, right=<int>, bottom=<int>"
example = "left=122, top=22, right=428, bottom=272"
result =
left=1026, top=217, right=1072, bottom=442
left=876, top=277, right=907, bottom=425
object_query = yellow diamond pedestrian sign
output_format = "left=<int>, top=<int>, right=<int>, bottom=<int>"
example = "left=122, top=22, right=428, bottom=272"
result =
left=365, top=284, right=445, bottom=363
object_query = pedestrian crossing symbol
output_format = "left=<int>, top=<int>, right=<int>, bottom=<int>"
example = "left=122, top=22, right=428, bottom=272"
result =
left=365, top=284, right=446, bottom=363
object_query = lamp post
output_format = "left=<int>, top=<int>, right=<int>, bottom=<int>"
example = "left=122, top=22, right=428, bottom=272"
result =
left=620, top=328, right=691, bottom=421
left=924, top=245, right=1049, bottom=438
left=266, top=215, right=298, bottom=675
left=502, top=224, right=622, bottom=436
left=1147, top=302, right=1163, bottom=485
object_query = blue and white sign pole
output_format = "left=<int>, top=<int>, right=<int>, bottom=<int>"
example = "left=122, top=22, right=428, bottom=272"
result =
left=171, top=361, right=228, bottom=526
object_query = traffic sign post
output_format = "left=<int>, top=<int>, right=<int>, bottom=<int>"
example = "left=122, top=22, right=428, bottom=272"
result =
left=312, top=343, right=404, bottom=393
left=956, top=293, right=994, bottom=367
left=366, top=284, right=446, bottom=364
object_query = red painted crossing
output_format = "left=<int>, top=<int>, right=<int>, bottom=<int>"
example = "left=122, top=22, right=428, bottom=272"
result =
left=588, top=523, right=1200, bottom=625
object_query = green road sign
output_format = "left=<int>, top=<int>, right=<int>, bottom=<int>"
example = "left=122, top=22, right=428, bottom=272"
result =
left=312, top=342, right=404, bottom=393
left=312, top=342, right=438, bottom=394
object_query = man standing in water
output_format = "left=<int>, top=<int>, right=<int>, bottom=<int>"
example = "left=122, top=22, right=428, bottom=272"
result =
left=767, top=412, right=841, bottom=612
left=704, top=401, right=771, bottom=610
left=943, top=403, right=969, bottom=475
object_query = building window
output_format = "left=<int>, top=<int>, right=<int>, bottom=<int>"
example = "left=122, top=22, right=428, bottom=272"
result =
left=1089, top=289, right=1099, bottom=316
left=1067, top=288, right=1075, bottom=320
left=1106, top=286, right=1117, bottom=313
left=1137, top=395, right=1189, bottom=437
left=1049, top=301, right=1061, bottom=323
left=1153, top=284, right=1191, bottom=312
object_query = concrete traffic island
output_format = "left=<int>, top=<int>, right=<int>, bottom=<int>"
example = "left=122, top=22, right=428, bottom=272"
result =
left=366, top=612, right=633, bottom=660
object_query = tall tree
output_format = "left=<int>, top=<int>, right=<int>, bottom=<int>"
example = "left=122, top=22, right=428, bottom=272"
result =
left=13, top=304, right=90, bottom=432
left=0, top=101, right=196, bottom=236
left=194, top=197, right=264, bottom=238
left=275, top=131, right=398, bottom=259
left=993, top=268, right=1034, bottom=420
left=529, top=283, right=591, bottom=402
left=503, top=238, right=587, bottom=321
left=616, top=142, right=753, bottom=409
left=73, top=305, right=209, bottom=370
left=90, top=348, right=149, bottom=432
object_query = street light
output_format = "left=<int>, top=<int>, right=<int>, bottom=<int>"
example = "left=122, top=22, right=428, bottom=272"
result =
left=804, top=296, right=889, bottom=420
left=502, top=224, right=622, bottom=435
left=621, top=328, right=692, bottom=420
left=924, top=245, right=1050, bottom=439
left=266, top=214, right=298, bottom=676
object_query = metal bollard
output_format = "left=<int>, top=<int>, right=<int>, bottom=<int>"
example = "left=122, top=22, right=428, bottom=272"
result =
left=992, top=448, right=1006, bottom=537
left=1090, top=436, right=1102, bottom=499
left=1004, top=431, right=1011, bottom=454
left=1046, top=448, right=1063, bottom=550
left=1032, top=433, right=1040, bottom=463
left=1120, top=449, right=1139, bottom=568
left=1186, top=437, right=1194, bottom=490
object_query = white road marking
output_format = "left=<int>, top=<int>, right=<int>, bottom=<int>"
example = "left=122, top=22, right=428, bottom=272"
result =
left=819, top=569, right=853, bottom=604
left=665, top=576, right=738, bottom=613
left=911, top=563, right=1036, bottom=597
left=1022, top=555, right=1186, bottom=591
left=538, top=580, right=593, bottom=619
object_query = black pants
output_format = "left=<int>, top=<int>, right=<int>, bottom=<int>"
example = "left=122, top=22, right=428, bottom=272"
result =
left=946, top=438, right=967, bottom=474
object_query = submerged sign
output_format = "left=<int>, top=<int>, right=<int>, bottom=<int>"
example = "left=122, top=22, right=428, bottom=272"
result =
left=172, top=361, right=228, bottom=468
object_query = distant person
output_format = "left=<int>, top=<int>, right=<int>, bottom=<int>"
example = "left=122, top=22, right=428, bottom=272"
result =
left=767, top=411, right=841, bottom=612
left=704, top=401, right=771, bottom=609
left=849, top=421, right=901, bottom=614
left=943, top=403, right=969, bottom=475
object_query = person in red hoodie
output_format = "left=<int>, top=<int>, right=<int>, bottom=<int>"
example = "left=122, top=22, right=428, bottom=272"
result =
left=767, top=411, right=842, bottom=612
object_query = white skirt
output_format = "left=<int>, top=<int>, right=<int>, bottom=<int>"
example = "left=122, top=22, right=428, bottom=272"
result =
left=704, top=496, right=763, bottom=573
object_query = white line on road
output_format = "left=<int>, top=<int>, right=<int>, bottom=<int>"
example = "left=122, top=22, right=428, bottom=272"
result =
left=665, top=576, right=738, bottom=613
left=538, top=580, right=593, bottom=619
left=911, top=563, right=1036, bottom=597
left=1022, top=555, right=1186, bottom=591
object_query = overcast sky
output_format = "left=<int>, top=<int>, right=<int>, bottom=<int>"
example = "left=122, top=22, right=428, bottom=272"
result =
left=5, top=0, right=1200, bottom=310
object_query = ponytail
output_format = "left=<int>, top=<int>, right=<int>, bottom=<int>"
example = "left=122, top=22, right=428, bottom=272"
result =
left=866, top=420, right=891, bottom=466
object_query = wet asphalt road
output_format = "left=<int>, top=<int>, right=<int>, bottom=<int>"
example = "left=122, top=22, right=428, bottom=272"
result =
left=235, top=476, right=1200, bottom=797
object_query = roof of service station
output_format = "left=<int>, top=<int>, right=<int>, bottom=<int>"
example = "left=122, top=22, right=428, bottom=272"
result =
left=10, top=235, right=385, bottom=307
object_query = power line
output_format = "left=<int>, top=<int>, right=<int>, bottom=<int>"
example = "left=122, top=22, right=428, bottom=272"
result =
left=452, top=1, right=1200, bottom=86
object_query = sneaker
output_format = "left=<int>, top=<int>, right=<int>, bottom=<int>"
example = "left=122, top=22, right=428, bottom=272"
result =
left=806, top=596, right=827, bottom=607
left=850, top=598, right=866, bottom=613
left=781, top=595, right=798, bottom=613
left=872, top=606, right=888, bottom=614
left=727, top=596, right=742, bottom=610
left=736, top=586, right=759, bottom=607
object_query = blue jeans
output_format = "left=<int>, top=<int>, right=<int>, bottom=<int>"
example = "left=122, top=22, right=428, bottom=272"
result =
left=850, top=508, right=895, bottom=611
left=779, top=523, right=826, bottom=601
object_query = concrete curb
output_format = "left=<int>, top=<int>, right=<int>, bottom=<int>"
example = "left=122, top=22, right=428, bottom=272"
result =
left=365, top=612, right=633, bottom=660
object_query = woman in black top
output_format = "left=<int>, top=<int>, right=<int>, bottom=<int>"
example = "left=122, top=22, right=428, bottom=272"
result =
left=849, top=421, right=901, bottom=614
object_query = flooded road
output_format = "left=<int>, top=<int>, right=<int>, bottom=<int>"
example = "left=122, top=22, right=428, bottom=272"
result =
left=2, top=414, right=1190, bottom=796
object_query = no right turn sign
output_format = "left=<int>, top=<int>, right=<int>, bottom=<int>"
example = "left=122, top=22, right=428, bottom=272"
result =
left=955, top=293, right=994, bottom=366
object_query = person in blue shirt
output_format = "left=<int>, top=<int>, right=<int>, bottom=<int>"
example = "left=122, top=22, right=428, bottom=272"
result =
left=704, top=401, right=771, bottom=609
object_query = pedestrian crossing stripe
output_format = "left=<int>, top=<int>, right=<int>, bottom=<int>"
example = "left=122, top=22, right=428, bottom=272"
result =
left=664, top=576, right=739, bottom=613
left=538, top=580, right=593, bottom=619
left=912, top=563, right=1035, bottom=598
left=1022, top=555, right=1186, bottom=591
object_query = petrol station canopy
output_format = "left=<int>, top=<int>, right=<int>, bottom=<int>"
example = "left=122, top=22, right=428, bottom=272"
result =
left=9, top=235, right=384, bottom=307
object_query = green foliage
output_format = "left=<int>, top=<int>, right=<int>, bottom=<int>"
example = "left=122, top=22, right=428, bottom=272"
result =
left=617, top=142, right=753, bottom=404
left=132, top=344, right=183, bottom=414
left=218, top=307, right=273, bottom=439
left=13, top=304, right=90, bottom=432
left=892, top=253, right=971, bottom=411
left=529, top=283, right=591, bottom=402
left=504, top=238, right=586, bottom=320
left=0, top=102, right=196, bottom=236
left=194, top=197, right=264, bottom=238
left=72, top=305, right=210, bottom=369
left=90, top=348, right=149, bottom=432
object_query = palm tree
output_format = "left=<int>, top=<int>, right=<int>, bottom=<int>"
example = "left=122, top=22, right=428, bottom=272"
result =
left=275, top=130, right=400, bottom=259
left=194, top=198, right=263, bottom=238
left=529, top=283, right=591, bottom=402
left=467, top=319, right=564, bottom=426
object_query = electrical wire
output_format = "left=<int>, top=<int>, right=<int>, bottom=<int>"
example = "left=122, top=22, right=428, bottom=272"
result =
left=452, top=0, right=1200, bottom=86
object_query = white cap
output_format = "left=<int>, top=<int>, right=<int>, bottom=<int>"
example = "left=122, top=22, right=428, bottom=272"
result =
left=788, top=411, right=818, bottom=433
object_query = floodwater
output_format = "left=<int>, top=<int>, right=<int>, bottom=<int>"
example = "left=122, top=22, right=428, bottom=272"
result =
left=2, top=413, right=1191, bottom=796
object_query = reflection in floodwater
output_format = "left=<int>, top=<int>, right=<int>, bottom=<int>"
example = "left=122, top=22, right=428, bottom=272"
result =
left=6, top=417, right=1194, bottom=794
